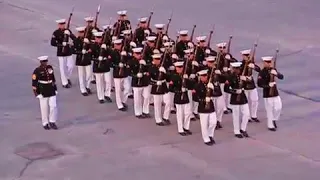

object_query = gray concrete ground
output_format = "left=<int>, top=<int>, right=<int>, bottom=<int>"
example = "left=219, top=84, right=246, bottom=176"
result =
left=1, top=0, right=320, bottom=179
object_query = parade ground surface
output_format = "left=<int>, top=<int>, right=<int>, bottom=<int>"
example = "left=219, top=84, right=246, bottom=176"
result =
left=1, top=0, right=320, bottom=179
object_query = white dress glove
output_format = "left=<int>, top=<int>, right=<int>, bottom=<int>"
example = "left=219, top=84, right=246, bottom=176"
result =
left=101, top=44, right=107, bottom=49
left=98, top=56, right=103, bottom=61
left=119, top=62, right=124, bottom=67
left=182, top=87, right=187, bottom=92
left=137, top=73, right=143, bottom=78
left=169, top=66, right=175, bottom=71
left=269, top=82, right=276, bottom=87
left=159, top=67, right=166, bottom=73
left=202, top=61, right=207, bottom=66
left=36, top=94, right=43, bottom=99
left=207, top=82, right=214, bottom=90
left=84, top=38, right=89, bottom=43
left=205, top=97, right=211, bottom=102
left=112, top=36, right=117, bottom=41
left=205, top=49, right=211, bottom=54
left=55, top=91, right=58, bottom=95
left=236, top=89, right=242, bottom=94
left=171, top=54, right=178, bottom=59
left=223, top=67, right=228, bottom=72
left=183, top=74, right=188, bottom=79
left=240, top=76, right=247, bottom=81
left=162, top=35, right=169, bottom=41
left=189, top=74, right=196, bottom=79
left=121, top=51, right=127, bottom=56
left=225, top=54, right=231, bottom=60
left=130, top=41, right=137, bottom=47
left=64, top=30, right=70, bottom=35
left=139, top=59, right=146, bottom=65
left=62, top=42, right=67, bottom=46
left=270, top=69, right=278, bottom=75
left=144, top=29, right=150, bottom=35
left=156, top=81, right=162, bottom=86
left=82, top=49, right=86, bottom=54
left=248, top=63, right=255, bottom=68
left=215, top=70, right=221, bottom=75
left=192, top=61, right=199, bottom=66
left=187, top=42, right=194, bottom=48
left=247, top=76, right=253, bottom=81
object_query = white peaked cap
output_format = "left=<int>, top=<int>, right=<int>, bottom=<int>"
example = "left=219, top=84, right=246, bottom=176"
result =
left=146, top=36, right=157, bottom=41
left=179, top=30, right=188, bottom=35
left=113, top=39, right=123, bottom=44
left=174, top=61, right=184, bottom=67
left=56, top=19, right=66, bottom=24
left=196, top=36, right=207, bottom=42
left=84, top=17, right=94, bottom=22
left=132, top=47, right=143, bottom=53
left=139, top=17, right=148, bottom=22
left=184, top=49, right=194, bottom=54
left=38, top=56, right=48, bottom=61
left=197, top=69, right=208, bottom=76
left=117, top=10, right=127, bottom=15
left=76, top=26, right=86, bottom=32
left=103, top=25, right=112, bottom=30
left=230, top=62, right=242, bottom=67
left=93, top=32, right=103, bottom=37
left=155, top=24, right=165, bottom=29
left=261, top=56, right=273, bottom=61
left=152, top=54, right=161, bottom=59
left=206, top=56, right=216, bottom=62
left=216, top=42, right=227, bottom=47
left=122, top=30, right=131, bottom=35
left=240, top=49, right=251, bottom=55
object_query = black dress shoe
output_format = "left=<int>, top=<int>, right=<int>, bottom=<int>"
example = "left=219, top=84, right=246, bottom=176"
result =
left=142, top=113, right=151, bottom=118
left=227, top=108, right=232, bottom=113
left=190, top=117, right=196, bottom=121
left=63, top=84, right=71, bottom=88
left=209, top=137, right=216, bottom=144
left=105, top=96, right=112, bottom=103
left=268, top=128, right=277, bottom=131
left=128, top=95, right=133, bottom=99
left=183, top=128, right=192, bottom=135
left=248, top=119, right=253, bottom=123
left=111, top=87, right=115, bottom=92
left=122, top=103, right=128, bottom=109
left=43, top=124, right=50, bottom=130
left=136, top=115, right=143, bottom=119
left=252, top=117, right=260, bottom=122
left=91, top=80, right=96, bottom=84
left=82, top=92, right=89, bottom=96
left=68, top=79, right=72, bottom=86
left=163, top=118, right=171, bottom=125
left=215, top=122, right=223, bottom=130
left=49, top=122, right=58, bottom=130
left=170, top=110, right=176, bottom=114
left=156, top=122, right=165, bottom=126
left=205, top=141, right=214, bottom=146
left=86, top=88, right=92, bottom=94
left=240, top=130, right=249, bottom=138
left=235, top=134, right=243, bottom=138
left=179, top=132, right=187, bottom=136
left=150, top=103, right=154, bottom=106
left=223, top=110, right=230, bottom=114
left=273, top=120, right=277, bottom=128
left=119, top=107, right=127, bottom=111
left=99, top=100, right=105, bottom=104
left=193, top=113, right=200, bottom=119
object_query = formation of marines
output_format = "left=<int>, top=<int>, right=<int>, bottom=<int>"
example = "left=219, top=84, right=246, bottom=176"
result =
left=32, top=8, right=284, bottom=146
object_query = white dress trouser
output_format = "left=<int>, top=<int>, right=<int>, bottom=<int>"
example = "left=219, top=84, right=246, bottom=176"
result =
left=58, top=56, right=74, bottom=86
left=149, top=85, right=154, bottom=104
left=77, top=65, right=92, bottom=93
left=199, top=112, right=217, bottom=143
left=176, top=103, right=192, bottom=133
left=213, top=95, right=225, bottom=122
left=231, top=104, right=250, bottom=134
left=153, top=94, right=164, bottom=123
left=163, top=92, right=173, bottom=120
left=245, top=88, right=259, bottom=118
left=264, top=96, right=282, bottom=128
left=127, top=76, right=133, bottom=96
left=133, top=86, right=150, bottom=116
left=39, top=96, right=57, bottom=126
left=187, top=90, right=195, bottom=117
left=220, top=83, right=231, bottom=110
left=114, top=77, right=131, bottom=109
left=95, top=72, right=111, bottom=100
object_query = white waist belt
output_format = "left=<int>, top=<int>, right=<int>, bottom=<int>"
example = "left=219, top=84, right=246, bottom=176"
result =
left=38, top=80, right=53, bottom=84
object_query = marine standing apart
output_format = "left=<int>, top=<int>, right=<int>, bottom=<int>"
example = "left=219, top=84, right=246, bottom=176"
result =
left=257, top=56, right=284, bottom=131
left=32, top=56, right=58, bottom=130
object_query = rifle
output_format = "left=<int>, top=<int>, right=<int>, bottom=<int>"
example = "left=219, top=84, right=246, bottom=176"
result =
left=62, top=7, right=74, bottom=53
left=171, top=35, right=179, bottom=53
left=237, top=41, right=257, bottom=102
left=147, top=11, right=154, bottom=28
left=94, top=5, right=101, bottom=29
left=207, top=26, right=215, bottom=48
left=190, top=25, right=196, bottom=42
left=205, top=52, right=222, bottom=109
left=156, top=49, right=169, bottom=92
left=98, top=25, right=111, bottom=68
left=223, top=35, right=233, bottom=68
left=165, top=11, right=173, bottom=35
left=81, top=24, right=91, bottom=63
left=247, top=38, right=258, bottom=76
left=181, top=50, right=191, bottom=100
left=269, top=47, right=280, bottom=96
left=118, top=38, right=128, bottom=76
